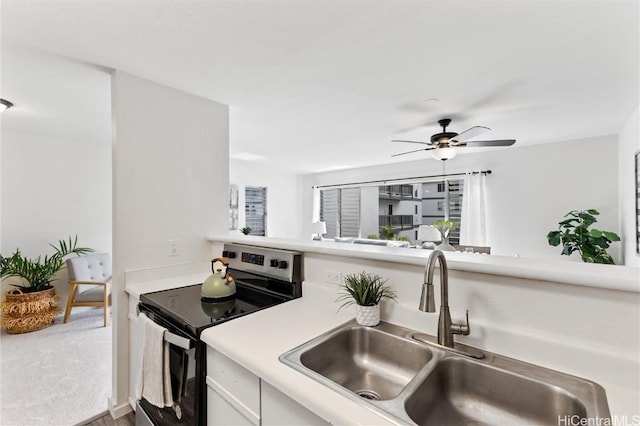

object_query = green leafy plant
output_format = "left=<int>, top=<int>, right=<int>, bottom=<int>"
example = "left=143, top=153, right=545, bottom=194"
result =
left=379, top=224, right=395, bottom=240
left=0, top=236, right=93, bottom=293
left=547, top=209, right=620, bottom=264
left=336, top=271, right=397, bottom=309
left=433, top=219, right=458, bottom=238
left=366, top=234, right=380, bottom=240
left=240, top=226, right=252, bottom=235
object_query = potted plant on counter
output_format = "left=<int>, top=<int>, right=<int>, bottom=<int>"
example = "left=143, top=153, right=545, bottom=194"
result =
left=547, top=209, right=620, bottom=264
left=240, top=226, right=252, bottom=235
left=0, top=236, right=93, bottom=334
left=337, top=271, right=397, bottom=326
left=433, top=219, right=458, bottom=251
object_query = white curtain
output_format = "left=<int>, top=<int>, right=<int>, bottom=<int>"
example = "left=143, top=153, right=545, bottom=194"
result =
left=460, top=173, right=487, bottom=246
left=311, top=186, right=321, bottom=223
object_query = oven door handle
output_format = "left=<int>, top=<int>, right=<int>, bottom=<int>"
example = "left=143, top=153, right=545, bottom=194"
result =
left=164, top=330, right=193, bottom=350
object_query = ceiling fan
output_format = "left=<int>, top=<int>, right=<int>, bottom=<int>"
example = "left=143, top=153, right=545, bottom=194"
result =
left=391, top=118, right=516, bottom=160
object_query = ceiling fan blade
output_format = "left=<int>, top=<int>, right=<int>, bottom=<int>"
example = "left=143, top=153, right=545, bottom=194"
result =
left=450, top=126, right=490, bottom=143
left=391, top=147, right=435, bottom=157
left=460, top=139, right=516, bottom=147
left=391, top=139, right=432, bottom=145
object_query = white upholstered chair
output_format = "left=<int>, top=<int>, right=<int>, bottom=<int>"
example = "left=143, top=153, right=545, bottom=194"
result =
left=64, top=253, right=112, bottom=327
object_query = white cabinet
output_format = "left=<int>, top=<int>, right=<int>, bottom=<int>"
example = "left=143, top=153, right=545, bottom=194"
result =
left=206, top=346, right=329, bottom=426
left=261, top=381, right=329, bottom=426
left=206, top=347, right=260, bottom=426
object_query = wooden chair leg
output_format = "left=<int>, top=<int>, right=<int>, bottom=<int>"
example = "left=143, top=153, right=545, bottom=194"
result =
left=64, top=282, right=78, bottom=323
left=104, top=282, right=110, bottom=327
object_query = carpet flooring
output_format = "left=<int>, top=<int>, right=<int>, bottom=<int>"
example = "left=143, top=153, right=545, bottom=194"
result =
left=0, top=308, right=111, bottom=426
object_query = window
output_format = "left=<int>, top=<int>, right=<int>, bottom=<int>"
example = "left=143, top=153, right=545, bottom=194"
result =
left=320, top=188, right=360, bottom=238
left=245, top=186, right=267, bottom=236
left=421, top=179, right=463, bottom=244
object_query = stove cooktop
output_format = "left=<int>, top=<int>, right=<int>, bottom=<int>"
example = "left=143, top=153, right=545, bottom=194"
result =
left=139, top=282, right=289, bottom=337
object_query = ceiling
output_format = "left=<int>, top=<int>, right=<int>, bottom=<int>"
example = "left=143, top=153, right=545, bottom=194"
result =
left=1, top=0, right=638, bottom=174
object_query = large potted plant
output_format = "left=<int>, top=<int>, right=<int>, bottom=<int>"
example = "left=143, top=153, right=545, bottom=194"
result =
left=336, top=271, right=397, bottom=326
left=0, top=236, right=93, bottom=333
left=546, top=209, right=620, bottom=264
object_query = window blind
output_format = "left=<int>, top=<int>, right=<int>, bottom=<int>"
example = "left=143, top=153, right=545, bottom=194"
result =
left=320, top=188, right=360, bottom=238
left=245, top=186, right=267, bottom=236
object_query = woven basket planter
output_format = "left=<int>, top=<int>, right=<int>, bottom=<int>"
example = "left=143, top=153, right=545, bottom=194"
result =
left=0, top=287, right=61, bottom=334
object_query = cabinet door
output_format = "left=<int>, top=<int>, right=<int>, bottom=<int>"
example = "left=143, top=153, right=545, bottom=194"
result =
left=207, top=378, right=255, bottom=426
left=206, top=348, right=260, bottom=425
left=261, top=381, right=329, bottom=426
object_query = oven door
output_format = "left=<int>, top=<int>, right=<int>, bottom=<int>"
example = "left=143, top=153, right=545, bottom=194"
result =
left=137, top=305, right=201, bottom=426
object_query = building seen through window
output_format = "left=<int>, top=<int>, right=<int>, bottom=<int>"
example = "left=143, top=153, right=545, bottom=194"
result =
left=319, top=179, right=463, bottom=243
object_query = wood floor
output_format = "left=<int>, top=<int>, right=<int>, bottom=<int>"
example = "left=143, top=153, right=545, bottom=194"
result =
left=82, top=411, right=135, bottom=426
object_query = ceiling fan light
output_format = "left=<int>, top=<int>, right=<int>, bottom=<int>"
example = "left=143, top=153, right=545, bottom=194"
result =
left=431, top=146, right=458, bottom=160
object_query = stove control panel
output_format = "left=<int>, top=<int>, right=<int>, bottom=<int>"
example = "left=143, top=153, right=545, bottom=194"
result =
left=222, top=243, right=302, bottom=284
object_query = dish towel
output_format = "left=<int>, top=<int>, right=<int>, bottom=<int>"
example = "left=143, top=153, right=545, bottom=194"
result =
left=135, top=313, right=174, bottom=408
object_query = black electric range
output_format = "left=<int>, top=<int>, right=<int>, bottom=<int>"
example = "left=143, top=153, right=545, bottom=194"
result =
left=136, top=243, right=302, bottom=426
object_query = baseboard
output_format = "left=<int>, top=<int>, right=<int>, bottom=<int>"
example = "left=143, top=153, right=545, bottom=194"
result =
left=108, top=397, right=133, bottom=419
left=75, top=410, right=109, bottom=425
left=128, top=396, right=138, bottom=412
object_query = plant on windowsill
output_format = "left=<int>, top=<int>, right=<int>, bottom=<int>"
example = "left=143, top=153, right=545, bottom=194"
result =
left=336, top=271, right=397, bottom=326
left=546, top=209, right=620, bottom=264
left=0, top=236, right=93, bottom=334
left=433, top=219, right=458, bottom=251
left=379, top=224, right=395, bottom=240
left=240, top=226, right=252, bottom=235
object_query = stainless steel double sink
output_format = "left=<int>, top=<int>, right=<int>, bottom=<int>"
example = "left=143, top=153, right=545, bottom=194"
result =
left=279, top=320, right=610, bottom=425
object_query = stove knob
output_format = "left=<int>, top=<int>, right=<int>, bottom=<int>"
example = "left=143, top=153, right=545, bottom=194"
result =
left=222, top=250, right=229, bottom=258
left=226, top=251, right=237, bottom=259
left=277, top=260, right=288, bottom=269
left=270, top=259, right=280, bottom=268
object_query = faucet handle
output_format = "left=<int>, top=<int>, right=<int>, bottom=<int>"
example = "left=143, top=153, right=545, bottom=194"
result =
left=451, top=309, right=471, bottom=336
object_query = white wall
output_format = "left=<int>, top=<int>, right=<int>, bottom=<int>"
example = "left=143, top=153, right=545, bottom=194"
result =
left=111, top=71, right=229, bottom=414
left=1, top=44, right=112, bottom=303
left=303, top=135, right=620, bottom=261
left=619, top=105, right=640, bottom=267
left=0, top=131, right=112, bottom=301
left=230, top=159, right=303, bottom=239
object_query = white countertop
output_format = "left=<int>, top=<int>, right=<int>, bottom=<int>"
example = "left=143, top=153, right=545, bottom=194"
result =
left=200, top=282, right=399, bottom=425
left=207, top=235, right=640, bottom=293
left=200, top=280, right=637, bottom=423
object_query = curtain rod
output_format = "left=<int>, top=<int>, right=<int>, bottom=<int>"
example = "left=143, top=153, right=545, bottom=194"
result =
left=313, top=170, right=491, bottom=190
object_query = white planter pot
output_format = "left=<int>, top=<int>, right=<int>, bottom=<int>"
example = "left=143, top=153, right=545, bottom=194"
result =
left=356, top=304, right=380, bottom=326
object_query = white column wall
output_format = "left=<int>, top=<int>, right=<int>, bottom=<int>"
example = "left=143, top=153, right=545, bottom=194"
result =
left=111, top=71, right=229, bottom=415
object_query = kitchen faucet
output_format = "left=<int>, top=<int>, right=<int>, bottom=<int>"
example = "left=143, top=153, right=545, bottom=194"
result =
left=418, top=249, right=484, bottom=358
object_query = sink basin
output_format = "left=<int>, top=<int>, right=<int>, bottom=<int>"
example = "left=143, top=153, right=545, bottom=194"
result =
left=280, top=320, right=610, bottom=425
left=298, top=325, right=432, bottom=400
left=405, top=357, right=589, bottom=425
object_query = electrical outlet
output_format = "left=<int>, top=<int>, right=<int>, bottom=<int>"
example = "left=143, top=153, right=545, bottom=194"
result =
left=168, top=239, right=179, bottom=256
left=325, top=269, right=342, bottom=285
